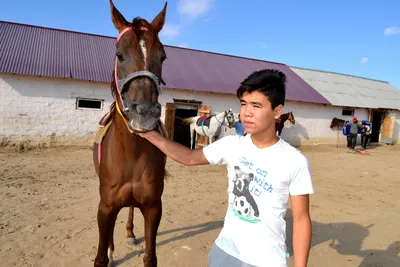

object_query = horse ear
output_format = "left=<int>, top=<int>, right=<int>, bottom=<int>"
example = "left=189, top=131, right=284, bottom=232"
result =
left=110, top=0, right=129, bottom=32
left=151, top=2, right=168, bottom=33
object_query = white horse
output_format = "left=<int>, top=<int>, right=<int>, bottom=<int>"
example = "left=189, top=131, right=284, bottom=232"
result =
left=178, top=109, right=236, bottom=149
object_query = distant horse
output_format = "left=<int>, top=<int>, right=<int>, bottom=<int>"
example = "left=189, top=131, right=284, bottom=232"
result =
left=275, top=112, right=295, bottom=136
left=178, top=109, right=236, bottom=148
left=330, top=117, right=345, bottom=129
left=92, top=1, right=169, bottom=267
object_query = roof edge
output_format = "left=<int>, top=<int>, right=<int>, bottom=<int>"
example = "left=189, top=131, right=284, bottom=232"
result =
left=0, top=20, right=118, bottom=40
left=289, top=65, right=390, bottom=84
left=0, top=20, right=287, bottom=67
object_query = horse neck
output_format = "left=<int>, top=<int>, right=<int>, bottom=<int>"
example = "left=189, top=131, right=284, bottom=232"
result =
left=214, top=112, right=226, bottom=124
left=280, top=113, right=289, bottom=122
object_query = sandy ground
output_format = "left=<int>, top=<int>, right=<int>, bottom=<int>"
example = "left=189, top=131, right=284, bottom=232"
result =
left=1, top=143, right=399, bottom=267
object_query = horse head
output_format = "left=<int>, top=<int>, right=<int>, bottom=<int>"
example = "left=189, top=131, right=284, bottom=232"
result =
left=110, top=0, right=167, bottom=133
left=225, top=108, right=236, bottom=128
left=330, top=117, right=337, bottom=128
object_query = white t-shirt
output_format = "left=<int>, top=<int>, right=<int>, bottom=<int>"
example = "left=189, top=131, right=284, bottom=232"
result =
left=203, top=134, right=314, bottom=267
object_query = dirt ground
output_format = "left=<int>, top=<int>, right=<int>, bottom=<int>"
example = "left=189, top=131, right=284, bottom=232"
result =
left=1, top=143, right=399, bottom=267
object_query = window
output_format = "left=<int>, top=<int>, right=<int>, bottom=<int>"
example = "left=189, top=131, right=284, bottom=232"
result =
left=342, top=108, right=354, bottom=116
left=76, top=98, right=103, bottom=110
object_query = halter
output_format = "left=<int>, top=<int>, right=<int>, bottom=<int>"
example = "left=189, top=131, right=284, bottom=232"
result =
left=215, top=111, right=235, bottom=128
left=114, top=26, right=163, bottom=133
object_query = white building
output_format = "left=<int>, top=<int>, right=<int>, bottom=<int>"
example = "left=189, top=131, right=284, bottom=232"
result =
left=1, top=21, right=399, bottom=150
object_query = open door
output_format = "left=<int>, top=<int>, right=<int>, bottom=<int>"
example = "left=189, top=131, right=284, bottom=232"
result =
left=196, top=105, right=211, bottom=148
left=164, top=103, right=176, bottom=140
left=381, top=111, right=396, bottom=144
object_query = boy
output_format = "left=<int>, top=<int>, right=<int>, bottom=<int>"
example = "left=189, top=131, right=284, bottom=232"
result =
left=138, top=69, right=314, bottom=267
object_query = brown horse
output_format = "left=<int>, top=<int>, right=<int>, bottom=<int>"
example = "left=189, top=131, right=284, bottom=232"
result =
left=275, top=111, right=295, bottom=136
left=330, top=117, right=345, bottom=129
left=92, top=1, right=168, bottom=266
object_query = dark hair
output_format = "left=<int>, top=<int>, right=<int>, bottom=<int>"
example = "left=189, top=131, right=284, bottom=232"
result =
left=236, top=69, right=287, bottom=109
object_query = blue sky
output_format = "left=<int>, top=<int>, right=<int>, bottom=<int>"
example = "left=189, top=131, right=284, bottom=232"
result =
left=2, top=0, right=400, bottom=89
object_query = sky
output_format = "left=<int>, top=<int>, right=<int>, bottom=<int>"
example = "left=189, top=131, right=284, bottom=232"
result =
left=1, top=0, right=400, bottom=89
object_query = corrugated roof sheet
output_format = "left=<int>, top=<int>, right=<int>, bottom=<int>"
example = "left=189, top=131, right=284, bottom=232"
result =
left=0, top=20, right=329, bottom=105
left=290, top=67, right=400, bottom=110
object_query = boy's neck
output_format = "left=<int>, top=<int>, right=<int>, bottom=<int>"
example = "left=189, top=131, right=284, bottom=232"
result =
left=250, top=130, right=279, bottom=149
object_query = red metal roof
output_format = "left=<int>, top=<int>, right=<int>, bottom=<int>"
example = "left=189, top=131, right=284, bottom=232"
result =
left=0, top=20, right=330, bottom=104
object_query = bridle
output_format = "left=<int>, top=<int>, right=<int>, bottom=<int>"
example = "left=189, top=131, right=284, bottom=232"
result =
left=215, top=111, right=235, bottom=129
left=113, top=26, right=164, bottom=133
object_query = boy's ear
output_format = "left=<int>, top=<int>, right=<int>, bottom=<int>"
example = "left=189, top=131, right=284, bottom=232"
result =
left=274, top=104, right=283, bottom=119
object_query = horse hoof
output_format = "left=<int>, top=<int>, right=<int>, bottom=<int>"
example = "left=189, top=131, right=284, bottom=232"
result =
left=127, top=237, right=137, bottom=245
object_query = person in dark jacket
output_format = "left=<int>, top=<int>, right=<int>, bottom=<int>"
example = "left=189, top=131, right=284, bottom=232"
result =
left=361, top=121, right=372, bottom=150
left=346, top=117, right=362, bottom=150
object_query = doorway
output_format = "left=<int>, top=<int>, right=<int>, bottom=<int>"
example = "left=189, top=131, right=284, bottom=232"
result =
left=173, top=107, right=198, bottom=148
left=370, top=111, right=384, bottom=142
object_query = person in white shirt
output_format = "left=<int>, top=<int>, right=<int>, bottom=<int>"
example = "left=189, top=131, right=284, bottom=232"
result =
left=138, top=69, right=314, bottom=267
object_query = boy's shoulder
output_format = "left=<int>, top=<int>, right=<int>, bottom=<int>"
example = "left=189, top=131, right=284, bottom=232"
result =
left=276, top=139, right=309, bottom=166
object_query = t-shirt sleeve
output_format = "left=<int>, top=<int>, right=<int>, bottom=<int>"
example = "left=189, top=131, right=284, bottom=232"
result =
left=288, top=154, right=315, bottom=195
left=202, top=135, right=234, bottom=165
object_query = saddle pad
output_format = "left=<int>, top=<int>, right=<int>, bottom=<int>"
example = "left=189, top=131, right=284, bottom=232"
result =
left=196, top=116, right=212, bottom=127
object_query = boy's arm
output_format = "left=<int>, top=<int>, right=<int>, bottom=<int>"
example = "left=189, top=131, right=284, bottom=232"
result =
left=290, top=194, right=312, bottom=267
left=138, top=130, right=209, bottom=166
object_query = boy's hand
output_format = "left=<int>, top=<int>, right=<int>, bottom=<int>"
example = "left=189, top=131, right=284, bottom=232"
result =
left=136, top=129, right=209, bottom=166
left=137, top=130, right=158, bottom=140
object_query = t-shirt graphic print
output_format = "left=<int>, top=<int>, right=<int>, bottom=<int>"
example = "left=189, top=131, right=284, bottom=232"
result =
left=231, top=166, right=260, bottom=223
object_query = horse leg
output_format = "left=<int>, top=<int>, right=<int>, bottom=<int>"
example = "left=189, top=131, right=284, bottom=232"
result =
left=143, top=200, right=162, bottom=267
left=94, top=201, right=119, bottom=267
left=190, top=126, right=195, bottom=149
left=209, top=134, right=214, bottom=144
left=126, top=206, right=137, bottom=245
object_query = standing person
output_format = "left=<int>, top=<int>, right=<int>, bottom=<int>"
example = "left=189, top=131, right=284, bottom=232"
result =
left=235, top=114, right=245, bottom=136
left=361, top=121, right=372, bottom=150
left=138, top=69, right=314, bottom=267
left=346, top=117, right=361, bottom=150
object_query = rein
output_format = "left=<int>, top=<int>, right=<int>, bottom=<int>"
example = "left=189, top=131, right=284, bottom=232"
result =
left=113, top=26, right=163, bottom=133
left=214, top=113, right=233, bottom=128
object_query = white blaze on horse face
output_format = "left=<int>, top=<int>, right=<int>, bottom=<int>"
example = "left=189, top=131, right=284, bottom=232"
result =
left=139, top=39, right=147, bottom=69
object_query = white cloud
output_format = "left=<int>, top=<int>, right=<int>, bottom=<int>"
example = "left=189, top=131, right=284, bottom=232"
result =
left=160, top=24, right=180, bottom=40
left=384, top=27, right=400, bottom=36
left=178, top=43, right=189, bottom=48
left=361, top=57, right=368, bottom=63
left=178, top=0, right=213, bottom=20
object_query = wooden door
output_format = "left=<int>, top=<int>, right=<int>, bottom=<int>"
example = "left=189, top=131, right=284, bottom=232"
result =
left=196, top=105, right=211, bottom=148
left=381, top=111, right=396, bottom=144
left=164, top=103, right=176, bottom=140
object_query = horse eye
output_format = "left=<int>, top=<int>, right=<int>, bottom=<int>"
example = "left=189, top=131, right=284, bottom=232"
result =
left=116, top=52, right=124, bottom=61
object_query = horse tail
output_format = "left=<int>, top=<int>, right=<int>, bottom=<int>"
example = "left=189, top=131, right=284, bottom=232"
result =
left=176, top=117, right=196, bottom=125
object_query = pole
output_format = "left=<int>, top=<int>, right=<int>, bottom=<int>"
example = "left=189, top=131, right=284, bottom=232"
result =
left=337, top=125, right=339, bottom=148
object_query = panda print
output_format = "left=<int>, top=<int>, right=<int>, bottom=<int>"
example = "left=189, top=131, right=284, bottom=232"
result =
left=231, top=166, right=260, bottom=220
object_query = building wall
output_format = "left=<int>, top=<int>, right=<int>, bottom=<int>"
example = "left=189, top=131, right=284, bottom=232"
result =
left=0, top=74, right=113, bottom=149
left=281, top=102, right=369, bottom=147
left=1, top=74, right=399, bottom=150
